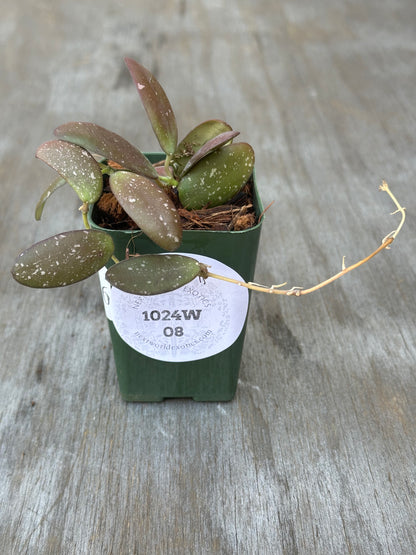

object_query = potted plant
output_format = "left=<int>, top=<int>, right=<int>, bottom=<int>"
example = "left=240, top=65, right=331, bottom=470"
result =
left=11, top=58, right=405, bottom=402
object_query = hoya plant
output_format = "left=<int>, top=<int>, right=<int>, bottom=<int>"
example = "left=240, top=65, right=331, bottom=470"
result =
left=11, top=58, right=404, bottom=296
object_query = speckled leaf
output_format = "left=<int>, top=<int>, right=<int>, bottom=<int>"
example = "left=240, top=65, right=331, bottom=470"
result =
left=181, top=130, right=240, bottom=177
left=35, top=176, right=67, bottom=220
left=125, top=58, right=178, bottom=155
left=177, top=143, right=255, bottom=209
left=36, top=140, right=103, bottom=203
left=173, top=120, right=232, bottom=177
left=11, top=230, right=114, bottom=288
left=54, top=122, right=157, bottom=178
left=106, top=254, right=205, bottom=295
left=109, top=171, right=182, bottom=251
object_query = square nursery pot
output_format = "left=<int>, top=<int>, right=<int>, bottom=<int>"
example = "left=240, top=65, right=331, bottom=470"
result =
left=89, top=153, right=263, bottom=402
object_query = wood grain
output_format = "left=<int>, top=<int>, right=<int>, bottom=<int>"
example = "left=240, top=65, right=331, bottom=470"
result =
left=1, top=0, right=415, bottom=553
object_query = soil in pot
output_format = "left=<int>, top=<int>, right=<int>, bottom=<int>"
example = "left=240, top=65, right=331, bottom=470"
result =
left=91, top=174, right=259, bottom=233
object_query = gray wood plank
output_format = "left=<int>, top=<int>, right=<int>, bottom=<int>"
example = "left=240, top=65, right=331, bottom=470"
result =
left=1, top=0, right=415, bottom=553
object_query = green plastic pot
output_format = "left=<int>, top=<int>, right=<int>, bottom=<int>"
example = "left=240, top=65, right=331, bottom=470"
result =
left=89, top=153, right=263, bottom=402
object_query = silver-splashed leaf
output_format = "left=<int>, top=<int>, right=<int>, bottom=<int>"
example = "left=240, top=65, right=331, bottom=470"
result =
left=173, top=119, right=233, bottom=177
left=180, top=130, right=240, bottom=177
left=11, top=230, right=114, bottom=288
left=106, top=254, right=205, bottom=295
left=54, top=122, right=157, bottom=178
left=125, top=58, right=178, bottom=155
left=109, top=171, right=182, bottom=251
left=36, top=140, right=103, bottom=203
left=177, top=143, right=255, bottom=210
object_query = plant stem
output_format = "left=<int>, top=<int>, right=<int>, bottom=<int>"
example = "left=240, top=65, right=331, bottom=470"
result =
left=207, top=182, right=405, bottom=296
left=158, top=175, right=178, bottom=187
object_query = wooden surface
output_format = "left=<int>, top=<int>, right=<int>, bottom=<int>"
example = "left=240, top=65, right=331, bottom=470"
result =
left=1, top=1, right=415, bottom=553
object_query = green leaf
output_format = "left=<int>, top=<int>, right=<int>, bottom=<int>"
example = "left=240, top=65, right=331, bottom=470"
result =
left=109, top=171, right=182, bottom=251
left=11, top=230, right=114, bottom=288
left=35, top=176, right=67, bottom=220
left=173, top=120, right=232, bottom=177
left=106, top=254, right=206, bottom=295
left=181, top=130, right=240, bottom=177
left=177, top=143, right=255, bottom=209
left=125, top=58, right=178, bottom=155
left=36, top=140, right=103, bottom=204
left=54, top=122, right=157, bottom=179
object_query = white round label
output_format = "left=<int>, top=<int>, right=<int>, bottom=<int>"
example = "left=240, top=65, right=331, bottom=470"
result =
left=99, top=254, right=249, bottom=362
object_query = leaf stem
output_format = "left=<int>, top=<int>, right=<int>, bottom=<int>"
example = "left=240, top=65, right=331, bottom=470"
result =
left=207, top=182, right=405, bottom=296
left=82, top=211, right=90, bottom=229
left=164, top=155, right=173, bottom=178
left=80, top=203, right=91, bottom=229
left=80, top=202, right=120, bottom=264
